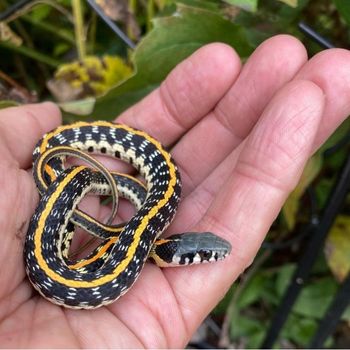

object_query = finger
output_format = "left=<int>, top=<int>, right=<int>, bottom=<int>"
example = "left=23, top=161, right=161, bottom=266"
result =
left=295, top=48, right=350, bottom=152
left=214, top=35, right=307, bottom=141
left=0, top=102, right=62, bottom=168
left=117, top=43, right=241, bottom=145
left=171, top=35, right=308, bottom=194
left=165, top=80, right=325, bottom=335
left=172, top=48, right=350, bottom=233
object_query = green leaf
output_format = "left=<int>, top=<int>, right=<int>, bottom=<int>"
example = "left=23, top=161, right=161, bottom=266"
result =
left=324, top=215, right=350, bottom=282
left=213, top=283, right=237, bottom=314
left=60, top=98, right=96, bottom=117
left=237, top=274, right=269, bottom=308
left=91, top=4, right=253, bottom=119
left=333, top=0, right=350, bottom=26
left=293, top=277, right=337, bottom=319
left=319, top=118, right=350, bottom=154
left=176, top=0, right=221, bottom=11
left=0, top=100, right=18, bottom=109
left=342, top=304, right=350, bottom=322
left=230, top=315, right=265, bottom=348
left=282, top=152, right=322, bottom=230
left=282, top=313, right=317, bottom=346
left=222, top=0, right=258, bottom=12
left=275, top=264, right=296, bottom=297
left=29, top=4, right=52, bottom=21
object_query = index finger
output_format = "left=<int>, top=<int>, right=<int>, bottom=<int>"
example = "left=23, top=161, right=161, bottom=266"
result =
left=117, top=43, right=241, bottom=145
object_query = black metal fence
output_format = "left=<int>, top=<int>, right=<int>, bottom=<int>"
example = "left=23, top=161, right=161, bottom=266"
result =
left=262, top=136, right=350, bottom=348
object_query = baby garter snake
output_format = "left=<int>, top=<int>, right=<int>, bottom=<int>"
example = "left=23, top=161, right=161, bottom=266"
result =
left=24, top=120, right=231, bottom=309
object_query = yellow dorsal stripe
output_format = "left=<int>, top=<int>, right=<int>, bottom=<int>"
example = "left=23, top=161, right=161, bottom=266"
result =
left=35, top=122, right=177, bottom=288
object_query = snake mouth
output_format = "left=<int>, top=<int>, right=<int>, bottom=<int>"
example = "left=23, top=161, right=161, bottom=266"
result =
left=153, top=231, right=232, bottom=266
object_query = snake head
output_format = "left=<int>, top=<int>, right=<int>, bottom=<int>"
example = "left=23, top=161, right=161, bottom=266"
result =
left=150, top=232, right=231, bottom=267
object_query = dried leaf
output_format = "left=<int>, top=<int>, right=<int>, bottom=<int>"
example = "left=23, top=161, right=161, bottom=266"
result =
left=282, top=152, right=322, bottom=230
left=0, top=22, right=22, bottom=46
left=47, top=55, right=132, bottom=102
left=325, top=215, right=350, bottom=282
left=277, top=0, right=298, bottom=7
left=95, top=0, right=128, bottom=21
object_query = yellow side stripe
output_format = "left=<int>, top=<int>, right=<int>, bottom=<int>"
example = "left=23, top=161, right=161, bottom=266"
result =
left=35, top=123, right=177, bottom=288
left=68, top=237, right=118, bottom=270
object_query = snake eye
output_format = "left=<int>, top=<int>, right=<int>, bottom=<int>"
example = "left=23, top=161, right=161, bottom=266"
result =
left=200, top=250, right=212, bottom=260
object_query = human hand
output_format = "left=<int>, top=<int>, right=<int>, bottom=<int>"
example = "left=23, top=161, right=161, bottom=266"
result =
left=1, top=35, right=350, bottom=348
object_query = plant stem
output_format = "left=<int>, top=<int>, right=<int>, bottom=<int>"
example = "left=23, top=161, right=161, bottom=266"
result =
left=88, top=10, right=97, bottom=54
left=0, top=41, right=60, bottom=67
left=23, top=16, right=75, bottom=44
left=146, top=0, right=154, bottom=32
left=72, top=0, right=86, bottom=60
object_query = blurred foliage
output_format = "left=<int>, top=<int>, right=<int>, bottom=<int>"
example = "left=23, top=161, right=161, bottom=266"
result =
left=0, top=0, right=350, bottom=348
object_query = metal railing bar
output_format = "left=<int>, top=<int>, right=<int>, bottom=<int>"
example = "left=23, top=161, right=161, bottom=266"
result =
left=309, top=272, right=350, bottom=348
left=261, top=154, right=350, bottom=348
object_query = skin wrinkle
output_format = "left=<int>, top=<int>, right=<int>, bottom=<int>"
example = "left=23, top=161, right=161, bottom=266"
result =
left=66, top=309, right=114, bottom=348
left=212, top=105, right=245, bottom=143
left=110, top=298, right=162, bottom=348
left=63, top=310, right=87, bottom=349
left=114, top=267, right=187, bottom=348
left=234, top=146, right=296, bottom=191
left=163, top=270, right=205, bottom=346
left=0, top=131, right=17, bottom=166
left=171, top=112, right=240, bottom=197
left=159, top=44, right=239, bottom=127
left=158, top=82, right=189, bottom=135
left=240, top=82, right=324, bottom=191
left=0, top=170, right=27, bottom=296
left=0, top=281, right=30, bottom=324
left=106, top=311, right=146, bottom=349
left=56, top=310, right=82, bottom=348
left=124, top=293, right=168, bottom=348
left=168, top=147, right=243, bottom=236
left=158, top=62, right=203, bottom=133
left=15, top=169, right=38, bottom=234
left=0, top=279, right=33, bottom=326
left=156, top=278, right=190, bottom=348
left=214, top=91, right=257, bottom=140
left=295, top=49, right=350, bottom=152
left=25, top=302, right=38, bottom=348
left=162, top=57, right=198, bottom=121
left=30, top=302, right=76, bottom=348
left=185, top=181, right=218, bottom=227
left=214, top=36, right=307, bottom=140
left=266, top=106, right=313, bottom=165
left=87, top=314, right=113, bottom=348
left=109, top=282, right=161, bottom=347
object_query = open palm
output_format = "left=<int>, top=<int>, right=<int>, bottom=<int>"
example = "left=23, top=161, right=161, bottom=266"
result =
left=1, top=35, right=350, bottom=348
